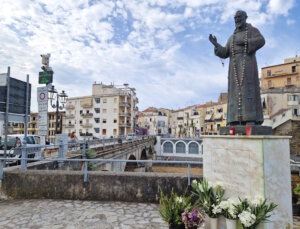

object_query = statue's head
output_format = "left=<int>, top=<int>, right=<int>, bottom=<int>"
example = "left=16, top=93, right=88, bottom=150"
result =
left=234, top=10, right=247, bottom=30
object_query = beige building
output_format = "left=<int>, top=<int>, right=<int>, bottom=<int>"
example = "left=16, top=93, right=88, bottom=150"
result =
left=11, top=112, right=65, bottom=143
left=261, top=56, right=300, bottom=90
left=203, top=101, right=227, bottom=135
left=63, top=83, right=138, bottom=139
left=137, top=107, right=168, bottom=136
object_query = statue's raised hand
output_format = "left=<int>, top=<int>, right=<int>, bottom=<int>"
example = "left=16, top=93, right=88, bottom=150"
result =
left=209, top=34, right=218, bottom=47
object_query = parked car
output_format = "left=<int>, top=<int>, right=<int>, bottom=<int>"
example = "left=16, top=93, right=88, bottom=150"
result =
left=0, top=134, right=42, bottom=165
left=126, top=133, right=136, bottom=141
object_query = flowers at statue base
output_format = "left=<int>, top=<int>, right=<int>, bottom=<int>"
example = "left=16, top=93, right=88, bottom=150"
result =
left=235, top=195, right=277, bottom=229
left=182, top=208, right=205, bottom=229
left=219, top=197, right=240, bottom=220
left=191, top=179, right=225, bottom=218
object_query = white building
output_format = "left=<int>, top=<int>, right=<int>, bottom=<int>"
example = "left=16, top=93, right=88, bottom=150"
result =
left=63, top=83, right=138, bottom=139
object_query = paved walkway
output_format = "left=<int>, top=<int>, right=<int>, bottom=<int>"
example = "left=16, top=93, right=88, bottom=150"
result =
left=0, top=199, right=299, bottom=229
left=0, top=200, right=168, bottom=229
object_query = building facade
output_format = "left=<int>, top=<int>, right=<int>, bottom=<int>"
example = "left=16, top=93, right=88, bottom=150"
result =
left=63, top=83, right=138, bottom=139
left=137, top=107, right=168, bottom=136
left=261, top=56, right=300, bottom=90
left=11, top=111, right=64, bottom=143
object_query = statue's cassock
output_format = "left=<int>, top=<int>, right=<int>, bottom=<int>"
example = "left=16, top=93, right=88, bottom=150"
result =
left=214, top=23, right=265, bottom=126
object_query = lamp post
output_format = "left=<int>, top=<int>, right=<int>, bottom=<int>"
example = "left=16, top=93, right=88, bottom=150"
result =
left=48, top=85, right=68, bottom=135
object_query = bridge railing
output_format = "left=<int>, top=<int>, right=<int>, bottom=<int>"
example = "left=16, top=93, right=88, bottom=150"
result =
left=0, top=158, right=201, bottom=186
left=0, top=136, right=157, bottom=182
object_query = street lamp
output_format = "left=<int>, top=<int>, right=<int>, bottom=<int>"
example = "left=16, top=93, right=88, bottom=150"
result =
left=48, top=85, right=68, bottom=135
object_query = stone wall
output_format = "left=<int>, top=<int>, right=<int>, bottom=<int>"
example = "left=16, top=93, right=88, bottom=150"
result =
left=273, top=120, right=300, bottom=155
left=0, top=169, right=201, bottom=203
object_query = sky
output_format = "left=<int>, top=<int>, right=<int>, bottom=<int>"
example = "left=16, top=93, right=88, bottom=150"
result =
left=0, top=0, right=299, bottom=112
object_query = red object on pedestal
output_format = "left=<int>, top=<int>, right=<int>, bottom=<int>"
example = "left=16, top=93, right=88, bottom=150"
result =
left=229, top=127, right=235, bottom=135
left=246, top=124, right=252, bottom=136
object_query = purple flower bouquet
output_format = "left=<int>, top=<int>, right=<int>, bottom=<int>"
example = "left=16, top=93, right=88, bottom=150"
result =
left=182, top=209, right=205, bottom=229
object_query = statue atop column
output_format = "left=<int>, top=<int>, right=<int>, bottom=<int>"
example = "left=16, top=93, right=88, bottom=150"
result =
left=209, top=10, right=265, bottom=127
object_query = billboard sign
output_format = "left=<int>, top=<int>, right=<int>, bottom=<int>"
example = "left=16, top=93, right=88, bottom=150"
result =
left=0, top=74, right=31, bottom=115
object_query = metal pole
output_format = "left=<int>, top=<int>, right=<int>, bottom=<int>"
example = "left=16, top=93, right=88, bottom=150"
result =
left=4, top=66, right=10, bottom=159
left=21, top=139, right=27, bottom=171
left=24, top=74, right=29, bottom=138
left=0, top=159, right=4, bottom=179
left=83, top=136, right=88, bottom=182
left=55, top=95, right=59, bottom=135
left=58, top=139, right=64, bottom=167
left=188, top=164, right=191, bottom=186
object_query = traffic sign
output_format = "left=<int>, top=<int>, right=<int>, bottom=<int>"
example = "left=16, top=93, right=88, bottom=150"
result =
left=39, top=71, right=53, bottom=84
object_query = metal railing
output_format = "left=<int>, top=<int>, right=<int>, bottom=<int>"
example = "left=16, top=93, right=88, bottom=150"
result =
left=0, top=136, right=198, bottom=185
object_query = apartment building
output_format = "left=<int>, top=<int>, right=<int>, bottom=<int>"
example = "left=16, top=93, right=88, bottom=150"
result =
left=261, top=56, right=300, bottom=90
left=137, top=107, right=168, bottom=136
left=11, top=111, right=64, bottom=143
left=203, top=102, right=227, bottom=135
left=63, top=83, right=138, bottom=139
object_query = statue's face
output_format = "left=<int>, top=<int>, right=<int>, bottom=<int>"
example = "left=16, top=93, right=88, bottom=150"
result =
left=234, top=13, right=246, bottom=29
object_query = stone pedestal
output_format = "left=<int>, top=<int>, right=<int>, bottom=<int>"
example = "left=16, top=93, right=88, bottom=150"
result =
left=203, top=135, right=292, bottom=229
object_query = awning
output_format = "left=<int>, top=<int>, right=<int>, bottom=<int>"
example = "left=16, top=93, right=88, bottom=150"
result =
left=205, top=113, right=212, bottom=121
left=214, top=113, right=223, bottom=120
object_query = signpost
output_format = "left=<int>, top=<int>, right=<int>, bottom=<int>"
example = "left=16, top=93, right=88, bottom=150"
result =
left=39, top=71, right=53, bottom=84
left=37, top=86, right=48, bottom=144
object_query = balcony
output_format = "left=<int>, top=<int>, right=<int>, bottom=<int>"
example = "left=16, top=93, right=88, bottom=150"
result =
left=119, top=102, right=131, bottom=107
left=80, top=123, right=93, bottom=128
left=66, top=104, right=75, bottom=110
left=80, top=133, right=93, bottom=137
left=81, top=113, right=93, bottom=118
left=64, top=124, right=75, bottom=128
left=119, top=112, right=131, bottom=117
left=285, top=81, right=295, bottom=87
left=119, top=123, right=131, bottom=127
left=81, top=103, right=93, bottom=108
left=65, top=114, right=75, bottom=119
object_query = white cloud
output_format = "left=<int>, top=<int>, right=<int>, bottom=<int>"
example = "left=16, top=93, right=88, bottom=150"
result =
left=267, top=0, right=295, bottom=16
left=0, top=0, right=298, bottom=112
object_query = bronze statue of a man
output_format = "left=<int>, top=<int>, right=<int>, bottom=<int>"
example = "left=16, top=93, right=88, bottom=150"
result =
left=209, top=10, right=265, bottom=126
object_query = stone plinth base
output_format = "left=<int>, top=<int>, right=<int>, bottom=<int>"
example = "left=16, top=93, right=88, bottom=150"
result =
left=203, top=135, right=292, bottom=229
left=220, top=125, right=272, bottom=135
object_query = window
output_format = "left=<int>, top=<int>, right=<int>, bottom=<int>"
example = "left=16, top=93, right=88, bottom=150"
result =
left=94, top=128, right=100, bottom=133
left=80, top=120, right=82, bottom=124
left=294, top=109, right=299, bottom=116
left=103, top=109, right=107, bottom=113
left=267, top=80, right=272, bottom=88
left=189, top=143, right=199, bottom=154
left=103, top=98, right=107, bottom=103
left=95, top=98, right=100, bottom=103
left=94, top=108, right=100, bottom=113
left=102, top=129, right=106, bottom=135
left=287, top=77, right=292, bottom=85
left=176, top=142, right=185, bottom=154
left=288, top=95, right=299, bottom=101
left=80, top=110, right=83, bottom=114
left=217, top=124, right=221, bottom=131
left=113, top=129, right=117, bottom=135
left=267, top=70, right=271, bottom=77
left=113, top=119, right=117, bottom=123
left=292, top=66, right=296, bottom=73
left=163, top=142, right=173, bottom=154
left=94, top=118, right=100, bottom=123
left=103, top=119, right=107, bottom=123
